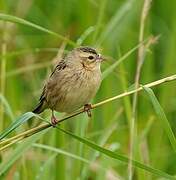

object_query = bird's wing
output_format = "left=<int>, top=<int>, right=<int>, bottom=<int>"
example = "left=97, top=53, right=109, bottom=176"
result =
left=33, top=60, right=67, bottom=114
left=33, top=85, right=47, bottom=114
left=40, top=60, right=67, bottom=101
left=33, top=60, right=68, bottom=113
left=50, top=60, right=67, bottom=77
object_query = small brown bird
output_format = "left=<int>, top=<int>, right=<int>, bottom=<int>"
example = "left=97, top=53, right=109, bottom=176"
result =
left=33, top=46, right=103, bottom=125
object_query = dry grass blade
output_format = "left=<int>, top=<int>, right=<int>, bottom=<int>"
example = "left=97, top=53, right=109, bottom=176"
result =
left=129, top=0, right=153, bottom=179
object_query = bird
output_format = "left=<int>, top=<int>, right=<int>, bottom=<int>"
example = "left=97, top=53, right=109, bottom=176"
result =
left=32, top=46, right=103, bottom=125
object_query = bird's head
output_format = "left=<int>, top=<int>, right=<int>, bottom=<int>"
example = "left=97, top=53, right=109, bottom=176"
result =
left=66, top=46, right=103, bottom=70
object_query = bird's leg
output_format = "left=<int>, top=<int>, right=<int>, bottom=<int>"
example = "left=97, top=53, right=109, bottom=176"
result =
left=51, top=110, right=58, bottom=126
left=84, top=104, right=92, bottom=117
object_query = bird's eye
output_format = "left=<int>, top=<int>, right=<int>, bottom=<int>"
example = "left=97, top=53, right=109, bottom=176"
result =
left=88, top=56, right=94, bottom=60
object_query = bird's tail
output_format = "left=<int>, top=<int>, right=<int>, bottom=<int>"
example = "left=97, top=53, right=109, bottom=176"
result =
left=32, top=101, right=45, bottom=114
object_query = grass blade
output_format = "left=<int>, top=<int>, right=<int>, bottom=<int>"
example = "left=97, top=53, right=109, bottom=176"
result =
left=0, top=112, right=35, bottom=140
left=102, top=38, right=148, bottom=80
left=93, top=0, right=107, bottom=42
left=33, top=143, right=91, bottom=164
left=96, top=0, right=136, bottom=46
left=0, top=94, right=14, bottom=120
left=35, top=153, right=57, bottom=180
left=0, top=130, right=46, bottom=176
left=56, top=127, right=175, bottom=179
left=143, top=86, right=176, bottom=153
left=0, top=13, right=76, bottom=46
left=76, top=26, right=95, bottom=46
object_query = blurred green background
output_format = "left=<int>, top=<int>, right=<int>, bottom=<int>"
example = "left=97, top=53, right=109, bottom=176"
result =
left=0, top=0, right=176, bottom=179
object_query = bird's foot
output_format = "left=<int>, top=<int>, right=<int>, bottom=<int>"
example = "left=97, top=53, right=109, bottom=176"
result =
left=51, top=114, right=59, bottom=127
left=84, top=104, right=92, bottom=117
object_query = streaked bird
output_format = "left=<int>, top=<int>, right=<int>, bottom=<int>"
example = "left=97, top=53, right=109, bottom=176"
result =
left=33, top=46, right=103, bottom=125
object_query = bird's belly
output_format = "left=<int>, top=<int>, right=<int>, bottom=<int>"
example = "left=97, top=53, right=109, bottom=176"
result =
left=56, top=89, right=89, bottom=112
left=54, top=83, right=95, bottom=113
left=53, top=71, right=101, bottom=113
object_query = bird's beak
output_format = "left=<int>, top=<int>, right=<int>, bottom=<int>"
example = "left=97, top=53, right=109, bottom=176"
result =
left=96, top=54, right=106, bottom=62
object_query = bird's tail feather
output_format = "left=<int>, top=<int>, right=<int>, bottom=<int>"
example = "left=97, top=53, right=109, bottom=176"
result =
left=32, top=101, right=45, bottom=114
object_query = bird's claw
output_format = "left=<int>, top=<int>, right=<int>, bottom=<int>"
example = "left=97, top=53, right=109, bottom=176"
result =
left=84, top=104, right=92, bottom=117
left=51, top=115, right=59, bottom=127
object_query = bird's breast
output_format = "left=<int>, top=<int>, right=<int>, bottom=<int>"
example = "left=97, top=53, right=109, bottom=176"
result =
left=51, top=67, right=101, bottom=113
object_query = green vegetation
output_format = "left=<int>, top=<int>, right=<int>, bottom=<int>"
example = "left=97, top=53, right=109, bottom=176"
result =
left=1, top=0, right=176, bottom=179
